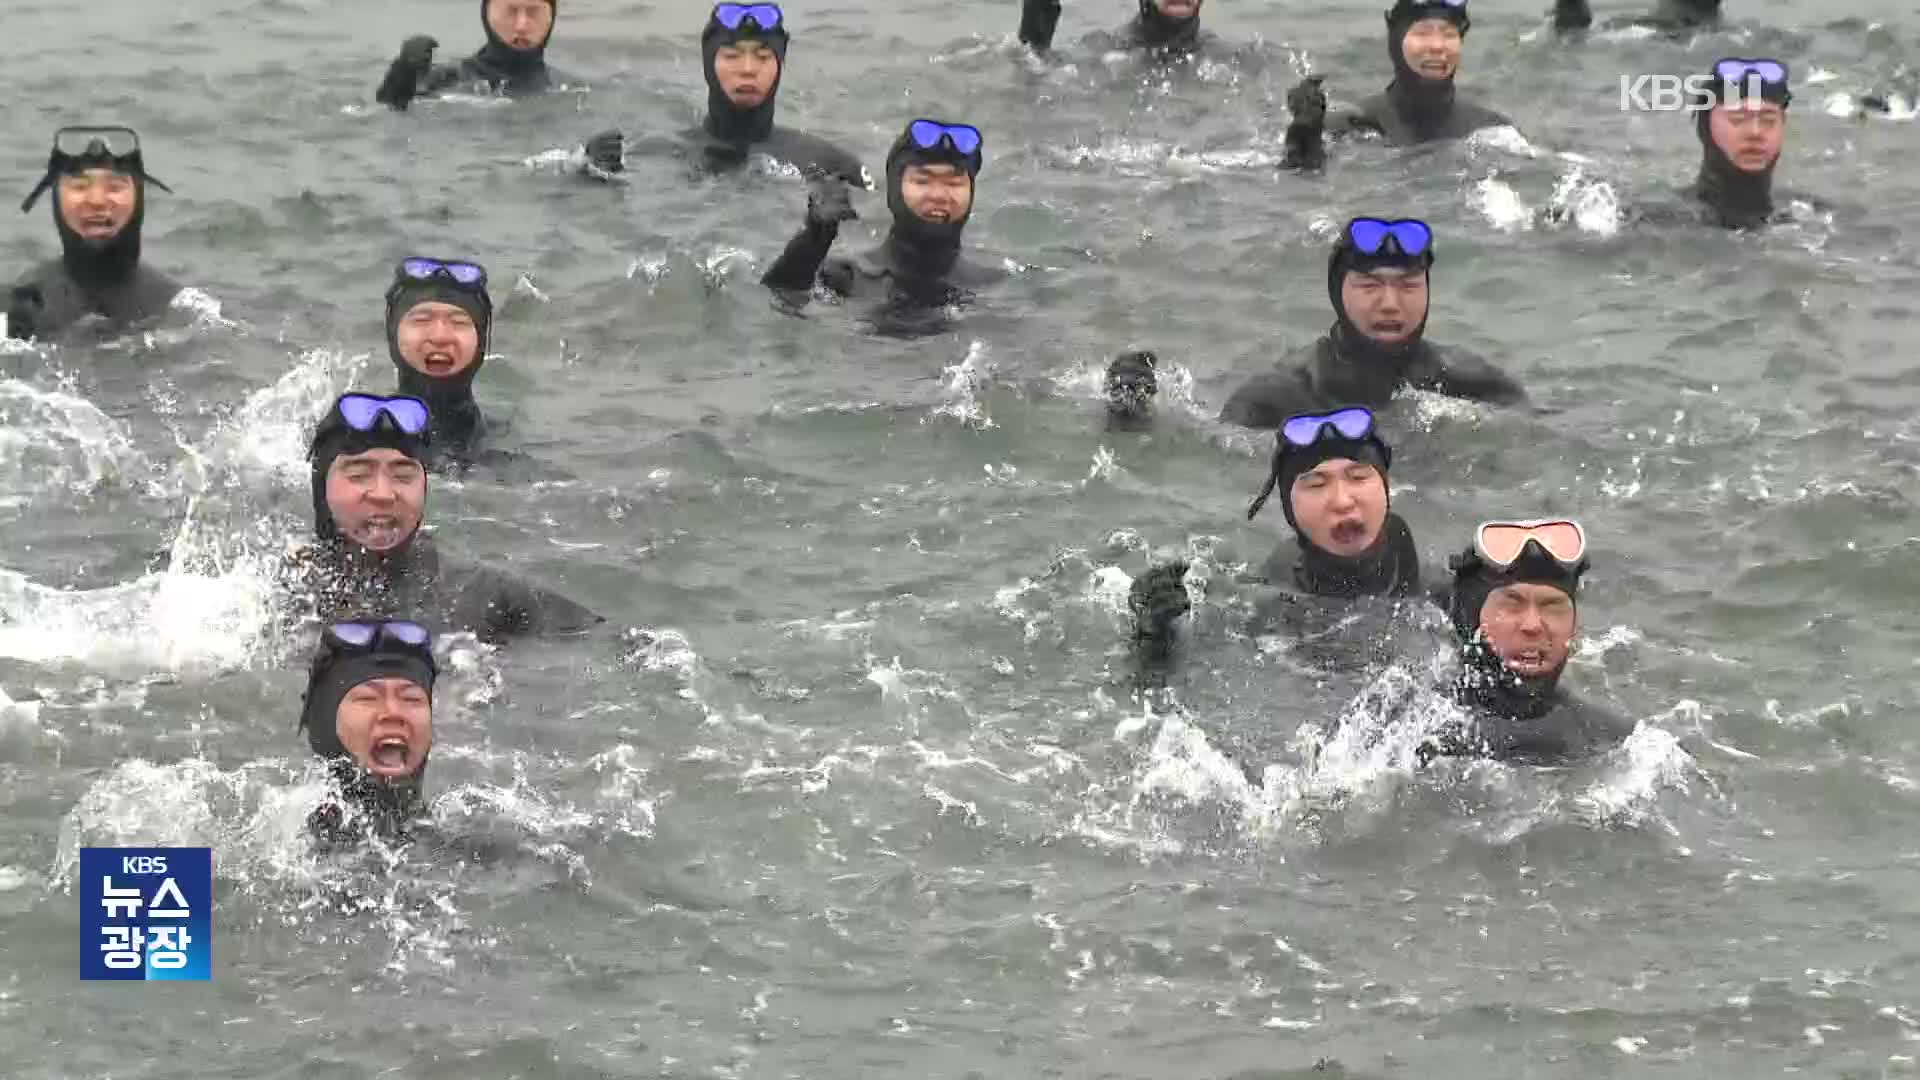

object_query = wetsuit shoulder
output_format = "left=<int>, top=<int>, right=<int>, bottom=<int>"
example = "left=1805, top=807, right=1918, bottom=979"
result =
left=820, top=254, right=882, bottom=299
left=1423, top=343, right=1528, bottom=405
left=437, top=555, right=603, bottom=640
left=1219, top=351, right=1321, bottom=428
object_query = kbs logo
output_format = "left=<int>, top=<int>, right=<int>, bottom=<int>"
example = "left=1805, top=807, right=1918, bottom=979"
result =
left=80, top=847, right=212, bottom=981
left=1618, top=73, right=1775, bottom=112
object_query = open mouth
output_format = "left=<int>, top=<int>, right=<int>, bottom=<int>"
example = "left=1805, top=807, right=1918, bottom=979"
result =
left=922, top=209, right=953, bottom=223
left=422, top=352, right=458, bottom=375
left=1415, top=61, right=1451, bottom=77
left=369, top=735, right=412, bottom=776
left=1329, top=519, right=1368, bottom=546
left=1371, top=320, right=1406, bottom=337
left=1506, top=649, right=1555, bottom=675
left=357, top=515, right=407, bottom=548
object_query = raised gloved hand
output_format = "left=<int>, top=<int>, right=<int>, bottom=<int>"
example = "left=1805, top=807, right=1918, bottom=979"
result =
left=5, top=285, right=44, bottom=342
left=805, top=180, right=858, bottom=233
left=1286, top=76, right=1327, bottom=131
left=1551, top=0, right=1593, bottom=31
left=1129, top=560, right=1192, bottom=641
left=376, top=35, right=441, bottom=110
left=584, top=130, right=625, bottom=175
left=1282, top=76, right=1328, bottom=171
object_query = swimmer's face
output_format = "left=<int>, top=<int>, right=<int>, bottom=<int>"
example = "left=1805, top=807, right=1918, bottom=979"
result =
left=56, top=169, right=137, bottom=244
left=1402, top=18, right=1462, bottom=81
left=1153, top=0, right=1202, bottom=18
left=1341, top=266, right=1429, bottom=346
left=325, top=448, right=426, bottom=554
left=1709, top=100, right=1786, bottom=174
left=1479, top=582, right=1577, bottom=680
left=334, top=676, right=432, bottom=781
left=713, top=40, right=781, bottom=108
left=1288, top=458, right=1388, bottom=558
left=485, top=0, right=553, bottom=51
left=901, top=163, right=973, bottom=225
left=396, top=301, right=481, bottom=380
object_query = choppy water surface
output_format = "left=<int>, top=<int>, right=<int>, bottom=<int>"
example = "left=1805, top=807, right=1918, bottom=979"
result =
left=3, top=0, right=1919, bottom=1076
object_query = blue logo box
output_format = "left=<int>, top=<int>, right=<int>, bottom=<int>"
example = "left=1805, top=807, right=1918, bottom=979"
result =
left=79, top=847, right=212, bottom=981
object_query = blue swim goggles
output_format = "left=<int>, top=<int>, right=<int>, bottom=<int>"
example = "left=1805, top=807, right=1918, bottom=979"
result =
left=713, top=3, right=783, bottom=31
left=907, top=120, right=983, bottom=157
left=326, top=620, right=433, bottom=651
left=336, top=393, right=431, bottom=436
left=1345, top=218, right=1433, bottom=258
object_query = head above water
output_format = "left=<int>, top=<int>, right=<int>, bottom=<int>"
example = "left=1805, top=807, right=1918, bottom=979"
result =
left=1106, top=350, right=1159, bottom=421
left=308, top=393, right=432, bottom=553
left=1695, top=58, right=1791, bottom=177
left=1141, top=0, right=1203, bottom=24
left=1248, top=407, right=1394, bottom=560
left=483, top=0, right=556, bottom=55
left=702, top=4, right=790, bottom=135
left=1385, top=0, right=1470, bottom=86
left=300, top=620, right=438, bottom=796
left=1447, top=520, right=1590, bottom=686
left=385, top=257, right=493, bottom=400
left=20, top=126, right=172, bottom=285
left=884, top=119, right=984, bottom=246
left=1328, top=217, right=1435, bottom=350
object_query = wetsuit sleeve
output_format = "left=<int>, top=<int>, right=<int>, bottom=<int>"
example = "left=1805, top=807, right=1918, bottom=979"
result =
left=761, top=220, right=842, bottom=293
left=1019, top=0, right=1065, bottom=51
left=1432, top=347, right=1528, bottom=406
left=1218, top=367, right=1316, bottom=429
left=471, top=566, right=605, bottom=638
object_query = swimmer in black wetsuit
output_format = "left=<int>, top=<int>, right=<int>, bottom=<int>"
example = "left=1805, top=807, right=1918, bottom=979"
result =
left=1685, top=58, right=1797, bottom=230
left=382, top=256, right=497, bottom=471
left=761, top=118, right=1004, bottom=312
left=1282, top=0, right=1512, bottom=170
left=1018, top=0, right=1218, bottom=61
left=7, top=127, right=180, bottom=342
left=375, top=0, right=570, bottom=110
left=576, top=4, right=864, bottom=186
left=300, top=619, right=439, bottom=843
left=1105, top=350, right=1160, bottom=433
left=1220, top=217, right=1524, bottom=430
left=1422, top=519, right=1634, bottom=765
left=1129, top=407, right=1424, bottom=675
left=284, top=393, right=601, bottom=642
left=1550, top=0, right=1721, bottom=34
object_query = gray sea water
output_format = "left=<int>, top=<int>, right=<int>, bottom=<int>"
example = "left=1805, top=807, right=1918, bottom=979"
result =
left=3, top=0, right=1919, bottom=1076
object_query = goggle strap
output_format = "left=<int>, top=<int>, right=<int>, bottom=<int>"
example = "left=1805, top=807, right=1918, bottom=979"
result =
left=1247, top=472, right=1279, bottom=520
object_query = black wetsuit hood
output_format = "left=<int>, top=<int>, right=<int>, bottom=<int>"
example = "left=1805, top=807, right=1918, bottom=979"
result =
left=299, top=630, right=437, bottom=838
left=1444, top=539, right=1586, bottom=710
left=701, top=8, right=789, bottom=144
left=1690, top=65, right=1791, bottom=229
left=471, top=0, right=557, bottom=84
left=882, top=122, right=984, bottom=279
left=1245, top=415, right=1413, bottom=598
left=1383, top=1, right=1471, bottom=140
left=1129, top=0, right=1204, bottom=51
left=307, top=396, right=432, bottom=550
left=19, top=131, right=172, bottom=291
left=1324, top=228, right=1435, bottom=387
left=385, top=272, right=492, bottom=458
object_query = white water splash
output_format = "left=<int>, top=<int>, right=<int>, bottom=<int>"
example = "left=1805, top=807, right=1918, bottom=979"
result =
left=0, top=378, right=145, bottom=500
left=930, top=340, right=996, bottom=430
left=1472, top=174, right=1535, bottom=232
